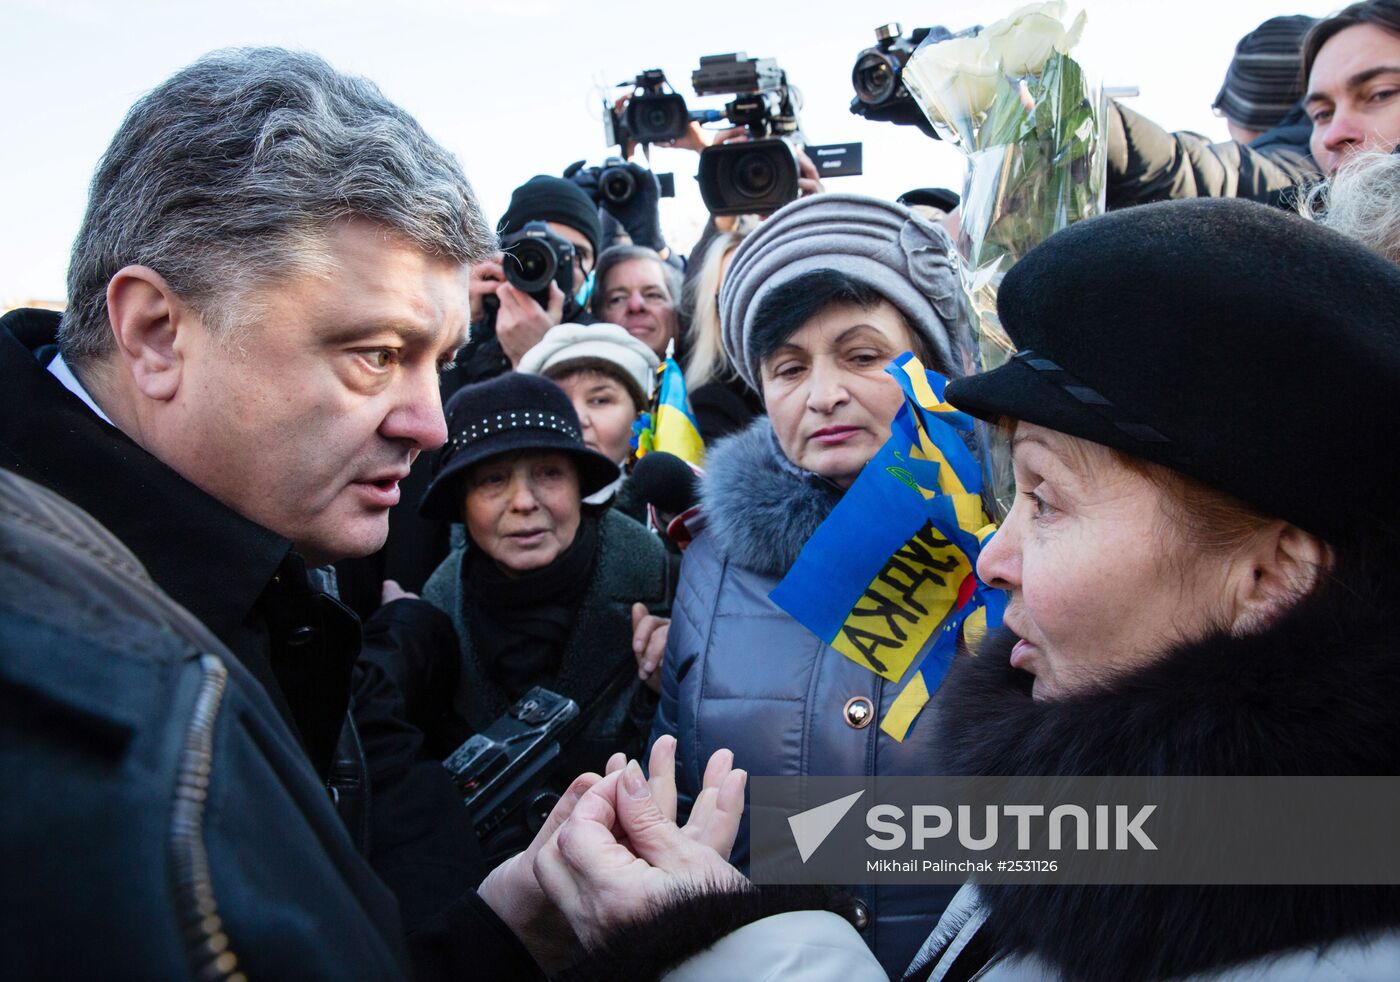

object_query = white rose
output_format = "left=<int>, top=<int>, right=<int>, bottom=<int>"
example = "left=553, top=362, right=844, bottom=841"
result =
left=982, top=2, right=1087, bottom=77
left=904, top=33, right=1002, bottom=123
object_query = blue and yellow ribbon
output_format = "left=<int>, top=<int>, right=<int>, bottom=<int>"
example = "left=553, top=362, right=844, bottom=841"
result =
left=770, top=353, right=1005, bottom=741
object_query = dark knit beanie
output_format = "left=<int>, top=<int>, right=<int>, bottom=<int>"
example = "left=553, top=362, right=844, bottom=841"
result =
left=1213, top=15, right=1317, bottom=132
left=497, top=175, right=603, bottom=258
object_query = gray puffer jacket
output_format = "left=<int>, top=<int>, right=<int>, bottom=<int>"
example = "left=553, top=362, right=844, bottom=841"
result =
left=648, top=417, right=958, bottom=977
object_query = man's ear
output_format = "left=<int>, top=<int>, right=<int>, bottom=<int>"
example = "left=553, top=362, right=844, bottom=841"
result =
left=1230, top=523, right=1333, bottom=634
left=105, top=265, right=195, bottom=401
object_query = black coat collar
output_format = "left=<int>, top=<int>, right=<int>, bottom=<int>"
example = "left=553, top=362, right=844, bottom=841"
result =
left=0, top=308, right=292, bottom=644
left=929, top=574, right=1400, bottom=981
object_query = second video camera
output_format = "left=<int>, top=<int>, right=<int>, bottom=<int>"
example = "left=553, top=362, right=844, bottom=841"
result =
left=849, top=23, right=960, bottom=138
left=608, top=68, right=691, bottom=147
left=500, top=220, right=576, bottom=309
left=692, top=52, right=803, bottom=216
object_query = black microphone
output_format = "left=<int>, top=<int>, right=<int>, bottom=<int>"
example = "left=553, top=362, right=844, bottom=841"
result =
left=630, top=451, right=700, bottom=517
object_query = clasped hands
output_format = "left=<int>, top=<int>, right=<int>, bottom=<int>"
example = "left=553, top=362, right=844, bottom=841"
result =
left=477, top=734, right=748, bottom=973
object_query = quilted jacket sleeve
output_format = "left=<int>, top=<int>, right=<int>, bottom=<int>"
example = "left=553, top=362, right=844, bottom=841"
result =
left=1107, top=101, right=1320, bottom=209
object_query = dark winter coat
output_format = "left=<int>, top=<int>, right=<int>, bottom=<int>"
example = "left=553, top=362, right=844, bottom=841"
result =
left=420, top=508, right=672, bottom=779
left=0, top=308, right=529, bottom=978
left=1108, top=101, right=1321, bottom=210
left=904, top=587, right=1400, bottom=981
left=648, top=417, right=958, bottom=977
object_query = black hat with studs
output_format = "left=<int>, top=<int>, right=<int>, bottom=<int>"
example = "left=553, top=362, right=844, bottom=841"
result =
left=419, top=373, right=620, bottom=522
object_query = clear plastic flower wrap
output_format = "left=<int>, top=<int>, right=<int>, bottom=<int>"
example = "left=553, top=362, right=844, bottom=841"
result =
left=903, top=1, right=1105, bottom=517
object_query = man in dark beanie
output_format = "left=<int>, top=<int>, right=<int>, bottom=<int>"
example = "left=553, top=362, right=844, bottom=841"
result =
left=1214, top=14, right=1318, bottom=145
left=459, top=175, right=604, bottom=386
left=1107, top=15, right=1321, bottom=210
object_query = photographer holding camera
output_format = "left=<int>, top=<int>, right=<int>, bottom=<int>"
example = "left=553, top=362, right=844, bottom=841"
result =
left=566, top=156, right=680, bottom=266
left=457, top=175, right=603, bottom=386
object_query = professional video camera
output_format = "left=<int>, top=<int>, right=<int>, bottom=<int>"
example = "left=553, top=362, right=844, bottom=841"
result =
left=499, top=220, right=577, bottom=310
left=849, top=23, right=976, bottom=138
left=606, top=68, right=693, bottom=148
left=691, top=52, right=805, bottom=216
left=442, top=686, right=580, bottom=860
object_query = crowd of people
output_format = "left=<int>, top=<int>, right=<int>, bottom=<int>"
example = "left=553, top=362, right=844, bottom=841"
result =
left=4, top=1, right=1400, bottom=979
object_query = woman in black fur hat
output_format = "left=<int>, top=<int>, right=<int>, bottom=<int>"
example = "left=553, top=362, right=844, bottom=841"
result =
left=529, top=196, right=1400, bottom=981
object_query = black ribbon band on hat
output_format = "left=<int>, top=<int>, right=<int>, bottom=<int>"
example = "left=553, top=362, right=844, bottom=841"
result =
left=1015, top=350, right=1172, bottom=445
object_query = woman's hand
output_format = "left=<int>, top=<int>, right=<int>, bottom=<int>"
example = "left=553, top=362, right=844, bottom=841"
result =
left=631, top=602, right=669, bottom=693
left=476, top=771, right=603, bottom=974
left=534, top=746, right=748, bottom=949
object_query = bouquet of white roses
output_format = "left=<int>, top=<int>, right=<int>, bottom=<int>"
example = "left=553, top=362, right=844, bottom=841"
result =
left=903, top=1, right=1104, bottom=515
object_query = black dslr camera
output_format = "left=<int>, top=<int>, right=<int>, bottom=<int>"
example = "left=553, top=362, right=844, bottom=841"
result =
left=691, top=52, right=804, bottom=216
left=849, top=23, right=970, bottom=138
left=573, top=156, right=677, bottom=207
left=607, top=68, right=692, bottom=147
left=443, top=686, right=580, bottom=856
left=499, top=220, right=576, bottom=309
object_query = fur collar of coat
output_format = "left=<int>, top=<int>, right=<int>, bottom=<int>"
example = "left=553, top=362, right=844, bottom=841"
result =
left=699, top=417, right=843, bottom=578
left=929, top=573, right=1400, bottom=982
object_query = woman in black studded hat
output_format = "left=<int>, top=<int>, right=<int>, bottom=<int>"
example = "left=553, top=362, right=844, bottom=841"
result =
left=402, top=373, right=671, bottom=860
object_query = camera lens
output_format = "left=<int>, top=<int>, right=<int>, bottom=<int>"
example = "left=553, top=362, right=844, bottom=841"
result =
left=600, top=166, right=637, bottom=206
left=733, top=150, right=777, bottom=200
left=853, top=51, right=898, bottom=105
left=507, top=239, right=557, bottom=293
left=627, top=94, right=688, bottom=143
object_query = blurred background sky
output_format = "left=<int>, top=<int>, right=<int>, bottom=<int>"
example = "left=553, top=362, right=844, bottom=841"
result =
left=1, top=0, right=1339, bottom=303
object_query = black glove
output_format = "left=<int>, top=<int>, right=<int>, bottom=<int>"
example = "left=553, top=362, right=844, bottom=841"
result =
left=563, top=158, right=601, bottom=202
left=600, top=162, right=666, bottom=253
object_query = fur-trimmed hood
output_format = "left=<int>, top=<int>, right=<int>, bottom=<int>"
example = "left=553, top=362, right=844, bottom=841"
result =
left=925, top=572, right=1400, bottom=981
left=699, top=416, right=843, bottom=578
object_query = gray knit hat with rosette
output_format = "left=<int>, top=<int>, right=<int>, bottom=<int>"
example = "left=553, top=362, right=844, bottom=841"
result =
left=719, top=193, right=971, bottom=391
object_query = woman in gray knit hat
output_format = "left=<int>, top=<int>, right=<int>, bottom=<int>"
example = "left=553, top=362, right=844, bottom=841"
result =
left=647, top=192, right=973, bottom=976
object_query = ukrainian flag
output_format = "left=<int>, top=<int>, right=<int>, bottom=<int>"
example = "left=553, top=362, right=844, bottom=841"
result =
left=636, top=341, right=705, bottom=467
left=769, top=353, right=1005, bottom=741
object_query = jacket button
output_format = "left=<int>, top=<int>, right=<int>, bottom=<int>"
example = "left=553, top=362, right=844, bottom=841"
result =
left=286, top=625, right=318, bottom=647
left=844, top=696, right=874, bottom=729
left=851, top=899, right=870, bottom=930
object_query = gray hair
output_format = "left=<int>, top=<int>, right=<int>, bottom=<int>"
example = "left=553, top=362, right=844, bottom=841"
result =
left=1306, top=150, right=1400, bottom=265
left=589, top=244, right=684, bottom=319
left=61, top=47, right=493, bottom=364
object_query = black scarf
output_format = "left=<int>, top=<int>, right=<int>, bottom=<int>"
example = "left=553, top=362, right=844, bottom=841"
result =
left=926, top=575, right=1400, bottom=982
left=463, top=513, right=599, bottom=701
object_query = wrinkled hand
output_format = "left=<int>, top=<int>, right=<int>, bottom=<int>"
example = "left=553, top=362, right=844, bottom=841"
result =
left=496, top=281, right=565, bottom=367
left=796, top=147, right=825, bottom=198
left=477, top=771, right=604, bottom=973
left=535, top=743, right=748, bottom=949
left=469, top=254, right=506, bottom=323
left=631, top=602, right=669, bottom=693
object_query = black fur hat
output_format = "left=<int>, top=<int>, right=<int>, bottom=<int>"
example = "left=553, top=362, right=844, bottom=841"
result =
left=945, top=197, right=1400, bottom=545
